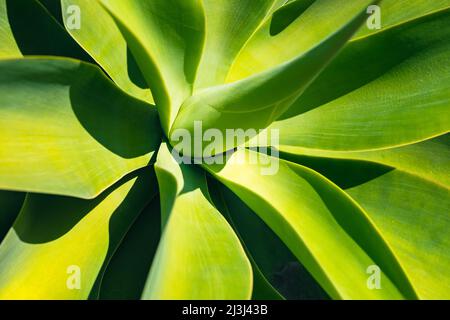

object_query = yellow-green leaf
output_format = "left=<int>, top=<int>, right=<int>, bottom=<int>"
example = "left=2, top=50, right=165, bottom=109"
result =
left=142, top=143, right=252, bottom=299
left=0, top=57, right=161, bottom=199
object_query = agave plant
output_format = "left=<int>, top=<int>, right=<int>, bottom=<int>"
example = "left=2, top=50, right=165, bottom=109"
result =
left=0, top=0, right=449, bottom=300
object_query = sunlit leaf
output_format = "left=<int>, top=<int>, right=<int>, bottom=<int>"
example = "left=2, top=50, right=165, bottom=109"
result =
left=142, top=143, right=252, bottom=299
left=172, top=0, right=377, bottom=156
left=205, top=149, right=415, bottom=299
left=61, top=0, right=153, bottom=103
left=0, top=168, right=157, bottom=299
left=347, top=170, right=450, bottom=299
left=100, top=0, right=205, bottom=134
left=194, top=0, right=277, bottom=89
left=209, top=178, right=328, bottom=300
left=0, top=0, right=91, bottom=60
left=279, top=134, right=450, bottom=188
left=0, top=58, right=161, bottom=198
left=270, top=9, right=450, bottom=151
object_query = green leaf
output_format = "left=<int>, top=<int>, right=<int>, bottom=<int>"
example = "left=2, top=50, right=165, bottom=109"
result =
left=193, top=0, right=277, bottom=90
left=172, top=0, right=377, bottom=156
left=0, top=191, right=25, bottom=243
left=99, top=196, right=161, bottom=300
left=226, top=0, right=368, bottom=81
left=279, top=134, right=450, bottom=188
left=277, top=134, right=450, bottom=299
left=0, top=168, right=157, bottom=299
left=346, top=170, right=450, bottom=299
left=207, top=178, right=285, bottom=300
left=0, top=58, right=161, bottom=199
left=205, top=149, right=416, bottom=299
left=281, top=5, right=450, bottom=120
left=353, top=0, right=450, bottom=39
left=209, top=178, right=328, bottom=300
left=141, top=143, right=252, bottom=299
left=271, top=9, right=450, bottom=151
left=0, top=0, right=92, bottom=60
left=0, top=0, right=20, bottom=57
left=61, top=0, right=153, bottom=103
left=268, top=0, right=316, bottom=37
left=100, top=0, right=205, bottom=134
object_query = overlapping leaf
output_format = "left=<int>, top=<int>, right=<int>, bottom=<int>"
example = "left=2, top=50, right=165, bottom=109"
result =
left=0, top=0, right=91, bottom=60
left=279, top=134, right=450, bottom=188
left=271, top=8, right=450, bottom=151
left=353, top=0, right=450, bottom=39
left=61, top=0, right=153, bottom=103
left=0, top=58, right=160, bottom=199
left=194, top=0, right=277, bottom=90
left=205, top=149, right=416, bottom=299
left=0, top=168, right=157, bottom=299
left=279, top=134, right=450, bottom=299
left=347, top=170, right=450, bottom=299
left=0, top=191, right=24, bottom=243
left=172, top=0, right=377, bottom=156
left=141, top=143, right=252, bottom=299
left=0, top=0, right=447, bottom=301
left=100, top=0, right=205, bottom=134
left=98, top=197, right=161, bottom=300
left=209, top=179, right=328, bottom=300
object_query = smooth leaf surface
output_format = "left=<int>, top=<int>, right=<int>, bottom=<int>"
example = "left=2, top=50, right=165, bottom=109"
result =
left=0, top=0, right=20, bottom=57
left=194, top=0, right=277, bottom=90
left=209, top=179, right=329, bottom=300
left=279, top=134, right=450, bottom=188
left=172, top=0, right=376, bottom=156
left=0, top=168, right=157, bottom=299
left=346, top=170, right=450, bottom=299
left=61, top=0, right=153, bottom=103
left=0, top=58, right=161, bottom=199
left=142, top=143, right=252, bottom=299
left=0, top=0, right=91, bottom=60
left=205, top=149, right=416, bottom=299
left=100, top=0, right=205, bottom=134
left=353, top=0, right=450, bottom=39
left=281, top=6, right=450, bottom=120
left=270, top=9, right=450, bottom=151
left=227, top=0, right=370, bottom=81
left=208, top=179, right=285, bottom=300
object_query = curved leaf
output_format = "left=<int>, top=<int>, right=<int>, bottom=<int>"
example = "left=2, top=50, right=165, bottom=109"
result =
left=172, top=1, right=376, bottom=156
left=209, top=179, right=328, bottom=300
left=61, top=0, right=153, bottom=103
left=0, top=168, right=157, bottom=299
left=194, top=0, right=277, bottom=90
left=0, top=0, right=20, bottom=57
left=0, top=0, right=92, bottom=60
left=353, top=0, right=450, bottom=39
left=100, top=0, right=205, bottom=134
left=99, top=196, right=161, bottom=300
left=271, top=9, right=450, bottom=151
left=205, top=149, right=416, bottom=299
left=142, top=143, right=252, bottom=300
left=268, top=0, right=316, bottom=37
left=227, top=0, right=368, bottom=81
left=208, top=179, right=284, bottom=300
left=281, top=6, right=450, bottom=120
left=0, top=191, right=25, bottom=243
left=0, top=58, right=161, bottom=199
left=279, top=134, right=450, bottom=188
left=346, top=170, right=450, bottom=299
